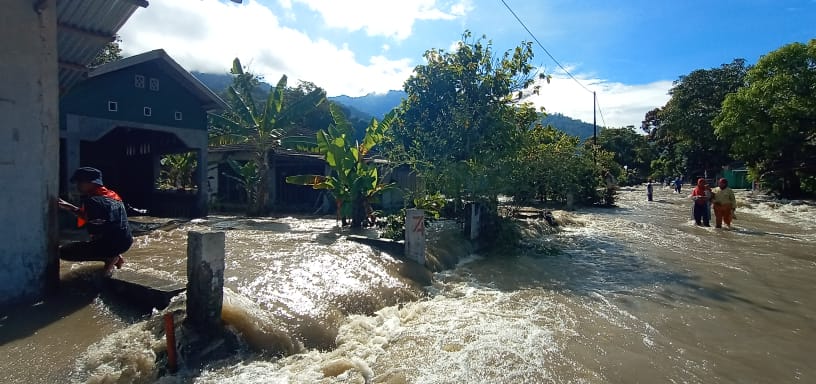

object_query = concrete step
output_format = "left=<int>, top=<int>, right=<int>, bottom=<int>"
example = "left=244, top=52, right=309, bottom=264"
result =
left=105, top=269, right=185, bottom=309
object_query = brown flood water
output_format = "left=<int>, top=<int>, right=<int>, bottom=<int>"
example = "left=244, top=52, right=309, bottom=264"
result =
left=1, top=187, right=815, bottom=383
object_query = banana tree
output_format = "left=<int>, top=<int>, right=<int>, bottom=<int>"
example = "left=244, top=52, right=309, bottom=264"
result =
left=157, top=152, right=197, bottom=190
left=224, top=159, right=260, bottom=206
left=209, top=58, right=325, bottom=216
left=286, top=104, right=394, bottom=228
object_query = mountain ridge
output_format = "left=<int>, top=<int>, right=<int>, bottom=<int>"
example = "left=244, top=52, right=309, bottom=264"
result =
left=191, top=72, right=600, bottom=138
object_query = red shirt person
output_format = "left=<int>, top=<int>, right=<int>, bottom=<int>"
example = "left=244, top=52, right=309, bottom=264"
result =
left=57, top=167, right=132, bottom=274
left=690, top=178, right=711, bottom=227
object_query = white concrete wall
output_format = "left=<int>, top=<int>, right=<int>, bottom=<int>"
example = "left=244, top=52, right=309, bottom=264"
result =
left=0, top=0, right=60, bottom=307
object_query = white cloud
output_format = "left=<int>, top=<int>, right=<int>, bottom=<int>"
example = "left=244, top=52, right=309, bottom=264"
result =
left=117, top=0, right=414, bottom=97
left=291, top=0, right=472, bottom=40
left=449, top=0, right=474, bottom=16
left=448, top=40, right=461, bottom=52
left=116, top=0, right=668, bottom=121
left=524, top=73, right=672, bottom=128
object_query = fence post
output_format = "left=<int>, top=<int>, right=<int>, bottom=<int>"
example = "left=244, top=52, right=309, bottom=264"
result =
left=566, top=192, right=575, bottom=211
left=470, top=203, right=482, bottom=240
left=404, top=209, right=426, bottom=264
left=186, top=231, right=225, bottom=331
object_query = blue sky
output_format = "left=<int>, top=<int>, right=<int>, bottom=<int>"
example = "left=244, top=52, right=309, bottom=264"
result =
left=119, top=0, right=815, bottom=126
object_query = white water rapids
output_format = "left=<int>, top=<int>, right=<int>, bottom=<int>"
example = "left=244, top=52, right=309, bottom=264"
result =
left=1, top=186, right=814, bottom=383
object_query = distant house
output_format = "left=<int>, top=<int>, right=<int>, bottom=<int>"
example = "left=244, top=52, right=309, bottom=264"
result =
left=208, top=146, right=328, bottom=212
left=208, top=146, right=414, bottom=213
left=59, top=49, right=226, bottom=217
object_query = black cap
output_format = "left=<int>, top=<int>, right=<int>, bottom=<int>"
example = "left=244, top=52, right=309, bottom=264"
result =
left=70, top=167, right=104, bottom=185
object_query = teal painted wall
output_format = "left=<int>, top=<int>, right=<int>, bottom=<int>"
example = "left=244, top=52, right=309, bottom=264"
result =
left=61, top=61, right=208, bottom=131
left=724, top=169, right=751, bottom=190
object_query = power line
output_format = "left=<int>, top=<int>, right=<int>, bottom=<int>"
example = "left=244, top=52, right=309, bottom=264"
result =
left=595, top=95, right=609, bottom=128
left=501, top=0, right=614, bottom=129
left=499, top=0, right=592, bottom=94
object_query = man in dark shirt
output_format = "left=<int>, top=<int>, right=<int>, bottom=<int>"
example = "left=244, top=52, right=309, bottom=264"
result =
left=58, top=167, right=133, bottom=274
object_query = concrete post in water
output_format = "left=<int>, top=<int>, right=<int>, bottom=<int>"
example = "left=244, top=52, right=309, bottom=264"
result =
left=566, top=192, right=575, bottom=211
left=404, top=209, right=426, bottom=264
left=469, top=203, right=482, bottom=240
left=186, top=231, right=225, bottom=330
left=193, top=148, right=208, bottom=217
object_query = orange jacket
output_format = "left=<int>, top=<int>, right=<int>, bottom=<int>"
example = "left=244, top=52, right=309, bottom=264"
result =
left=77, top=186, right=123, bottom=227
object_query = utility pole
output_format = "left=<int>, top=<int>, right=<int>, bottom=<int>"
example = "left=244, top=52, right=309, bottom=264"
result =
left=593, top=91, right=597, bottom=165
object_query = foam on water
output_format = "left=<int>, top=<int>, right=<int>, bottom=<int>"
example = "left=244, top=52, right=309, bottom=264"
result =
left=220, top=288, right=303, bottom=355
left=71, top=289, right=305, bottom=383
left=70, top=312, right=166, bottom=383
left=737, top=192, right=816, bottom=232
left=49, top=189, right=816, bottom=383
left=64, top=218, right=473, bottom=383
left=196, top=273, right=595, bottom=383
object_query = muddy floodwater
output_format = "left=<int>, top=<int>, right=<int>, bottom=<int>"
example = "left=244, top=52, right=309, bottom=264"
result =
left=1, top=186, right=814, bottom=383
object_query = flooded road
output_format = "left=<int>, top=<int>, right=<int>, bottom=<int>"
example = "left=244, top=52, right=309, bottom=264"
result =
left=1, top=186, right=814, bottom=383
left=197, top=186, right=815, bottom=383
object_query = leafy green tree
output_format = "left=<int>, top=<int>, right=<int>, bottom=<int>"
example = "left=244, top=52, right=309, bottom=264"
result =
left=209, top=58, right=326, bottom=215
left=509, top=124, right=611, bottom=205
left=714, top=40, right=816, bottom=197
left=646, top=59, right=748, bottom=179
left=388, top=31, right=542, bottom=209
left=90, top=35, right=123, bottom=67
left=641, top=107, right=681, bottom=180
left=286, top=105, right=394, bottom=228
left=596, top=127, right=654, bottom=184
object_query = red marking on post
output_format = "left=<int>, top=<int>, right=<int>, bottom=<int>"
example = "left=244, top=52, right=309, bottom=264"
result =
left=412, top=215, right=425, bottom=233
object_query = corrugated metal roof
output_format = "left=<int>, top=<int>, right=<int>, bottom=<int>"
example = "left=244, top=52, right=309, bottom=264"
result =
left=57, top=0, right=148, bottom=92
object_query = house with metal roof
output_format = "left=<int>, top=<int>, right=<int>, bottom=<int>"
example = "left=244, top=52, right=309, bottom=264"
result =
left=60, top=49, right=225, bottom=217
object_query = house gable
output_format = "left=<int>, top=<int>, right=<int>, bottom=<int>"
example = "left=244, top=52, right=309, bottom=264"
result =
left=61, top=61, right=208, bottom=130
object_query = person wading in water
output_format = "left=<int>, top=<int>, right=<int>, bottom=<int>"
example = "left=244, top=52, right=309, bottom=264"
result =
left=690, top=178, right=711, bottom=227
left=711, top=178, right=737, bottom=229
left=57, top=167, right=133, bottom=275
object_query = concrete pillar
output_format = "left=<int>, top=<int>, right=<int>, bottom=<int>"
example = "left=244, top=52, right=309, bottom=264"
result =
left=193, top=148, right=208, bottom=217
left=470, top=203, right=482, bottom=240
left=0, top=0, right=60, bottom=307
left=185, top=231, right=225, bottom=330
left=463, top=202, right=483, bottom=240
left=404, top=209, right=425, bottom=264
left=566, top=192, right=575, bottom=211
left=152, top=153, right=162, bottom=188
left=267, top=153, right=277, bottom=208
left=63, top=116, right=81, bottom=200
